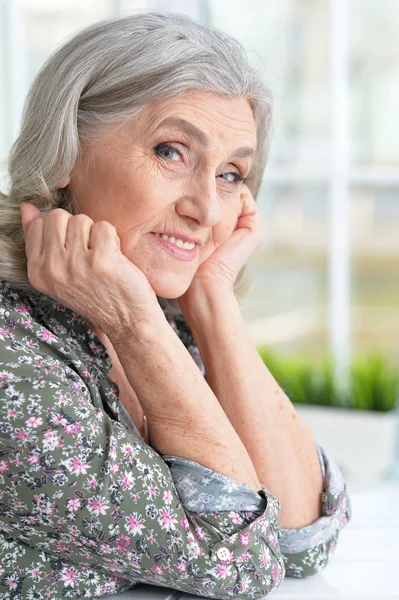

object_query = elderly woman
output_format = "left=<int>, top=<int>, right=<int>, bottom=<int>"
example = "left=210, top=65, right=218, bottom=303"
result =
left=0, top=11, right=351, bottom=599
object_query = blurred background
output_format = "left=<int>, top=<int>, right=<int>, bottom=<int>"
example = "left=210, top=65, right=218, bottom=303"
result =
left=0, top=0, right=398, bottom=485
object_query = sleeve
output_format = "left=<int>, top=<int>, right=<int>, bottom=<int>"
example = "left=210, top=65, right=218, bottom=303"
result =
left=0, top=347, right=285, bottom=600
left=163, top=443, right=352, bottom=580
left=278, top=443, right=352, bottom=577
left=166, top=314, right=352, bottom=578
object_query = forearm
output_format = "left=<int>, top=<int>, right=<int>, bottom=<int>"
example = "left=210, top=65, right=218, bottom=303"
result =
left=110, top=311, right=262, bottom=492
left=182, top=286, right=324, bottom=529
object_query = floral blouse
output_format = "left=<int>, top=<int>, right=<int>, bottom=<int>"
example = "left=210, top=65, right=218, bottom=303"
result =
left=0, top=278, right=352, bottom=599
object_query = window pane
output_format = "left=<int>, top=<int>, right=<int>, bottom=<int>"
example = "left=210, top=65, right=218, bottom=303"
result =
left=351, top=186, right=399, bottom=362
left=208, top=0, right=330, bottom=169
left=242, top=184, right=329, bottom=357
left=350, top=0, right=399, bottom=167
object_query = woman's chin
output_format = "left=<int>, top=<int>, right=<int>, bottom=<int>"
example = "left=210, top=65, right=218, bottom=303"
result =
left=149, top=274, right=192, bottom=300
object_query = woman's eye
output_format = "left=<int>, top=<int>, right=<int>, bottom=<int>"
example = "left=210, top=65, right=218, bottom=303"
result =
left=219, top=172, right=246, bottom=184
left=154, top=143, right=183, bottom=162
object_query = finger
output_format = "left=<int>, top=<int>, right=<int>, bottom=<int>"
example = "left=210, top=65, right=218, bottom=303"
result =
left=65, top=213, right=94, bottom=253
left=239, top=187, right=257, bottom=217
left=25, top=216, right=45, bottom=262
left=89, top=220, right=121, bottom=252
left=20, top=202, right=44, bottom=241
left=42, top=208, right=72, bottom=256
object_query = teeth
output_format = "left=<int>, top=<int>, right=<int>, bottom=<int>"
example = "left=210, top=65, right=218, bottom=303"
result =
left=155, top=233, right=196, bottom=250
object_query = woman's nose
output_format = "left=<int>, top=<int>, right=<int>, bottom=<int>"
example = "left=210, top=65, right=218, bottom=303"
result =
left=175, top=171, right=220, bottom=228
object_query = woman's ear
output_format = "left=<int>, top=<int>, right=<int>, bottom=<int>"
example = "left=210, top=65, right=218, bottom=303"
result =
left=58, top=176, right=70, bottom=188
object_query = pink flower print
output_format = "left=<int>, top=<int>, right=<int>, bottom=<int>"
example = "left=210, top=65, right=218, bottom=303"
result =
left=228, top=511, right=243, bottom=525
left=179, top=515, right=190, bottom=531
left=148, top=486, right=157, bottom=497
left=26, top=416, right=43, bottom=428
left=110, top=463, right=120, bottom=475
left=259, top=545, right=271, bottom=568
left=241, top=551, right=251, bottom=562
left=67, top=498, right=81, bottom=511
left=216, top=564, right=232, bottom=579
left=121, top=443, right=134, bottom=455
left=8, top=409, right=17, bottom=419
left=26, top=454, right=40, bottom=466
left=89, top=478, right=99, bottom=488
left=17, top=302, right=29, bottom=315
left=195, top=525, right=206, bottom=541
left=43, top=430, right=61, bottom=451
left=163, top=489, right=173, bottom=505
left=58, top=395, right=70, bottom=406
left=239, top=531, right=251, bottom=547
left=39, top=329, right=57, bottom=344
left=159, top=508, right=178, bottom=532
left=14, top=428, right=31, bottom=444
left=89, top=497, right=109, bottom=516
left=62, top=567, right=78, bottom=587
left=260, top=518, right=270, bottom=533
left=176, top=562, right=187, bottom=573
left=5, top=573, right=20, bottom=590
left=24, top=321, right=33, bottom=330
left=239, top=574, right=251, bottom=591
left=267, top=531, right=277, bottom=548
left=126, top=514, right=145, bottom=535
left=0, top=459, right=8, bottom=473
left=51, top=413, right=68, bottom=426
left=151, top=565, right=164, bottom=576
left=64, top=422, right=81, bottom=435
left=121, top=471, right=135, bottom=490
left=28, top=565, right=43, bottom=581
left=69, top=458, right=88, bottom=476
left=271, top=562, right=282, bottom=581
left=116, top=534, right=131, bottom=553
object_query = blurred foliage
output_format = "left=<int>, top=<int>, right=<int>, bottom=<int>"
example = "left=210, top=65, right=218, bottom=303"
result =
left=257, top=347, right=399, bottom=412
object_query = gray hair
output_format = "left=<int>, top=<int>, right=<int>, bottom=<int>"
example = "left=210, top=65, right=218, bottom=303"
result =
left=0, top=10, right=272, bottom=316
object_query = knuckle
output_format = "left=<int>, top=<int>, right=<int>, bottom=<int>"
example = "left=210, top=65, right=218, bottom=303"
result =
left=94, top=220, right=117, bottom=233
left=71, top=213, right=93, bottom=226
left=48, top=208, right=68, bottom=218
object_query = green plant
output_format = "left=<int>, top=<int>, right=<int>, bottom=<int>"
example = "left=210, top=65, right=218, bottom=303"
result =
left=257, top=346, right=399, bottom=412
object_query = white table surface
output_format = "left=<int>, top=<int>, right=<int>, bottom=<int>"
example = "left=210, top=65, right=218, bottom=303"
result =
left=109, top=480, right=399, bottom=600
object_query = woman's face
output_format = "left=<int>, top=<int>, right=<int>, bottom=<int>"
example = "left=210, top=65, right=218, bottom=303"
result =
left=68, top=90, right=257, bottom=298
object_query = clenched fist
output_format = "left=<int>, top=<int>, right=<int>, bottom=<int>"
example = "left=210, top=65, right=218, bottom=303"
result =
left=20, top=203, right=162, bottom=341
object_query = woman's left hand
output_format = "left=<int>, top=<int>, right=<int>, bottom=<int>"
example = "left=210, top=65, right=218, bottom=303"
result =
left=179, top=185, right=266, bottom=305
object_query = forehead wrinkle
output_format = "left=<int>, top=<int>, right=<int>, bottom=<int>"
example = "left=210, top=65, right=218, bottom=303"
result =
left=154, top=117, right=210, bottom=147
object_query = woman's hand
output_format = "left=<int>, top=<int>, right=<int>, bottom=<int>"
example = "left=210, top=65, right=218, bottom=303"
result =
left=20, top=203, right=161, bottom=341
left=178, top=185, right=266, bottom=308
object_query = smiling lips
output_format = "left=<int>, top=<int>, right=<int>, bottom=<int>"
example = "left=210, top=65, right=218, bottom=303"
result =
left=154, top=232, right=196, bottom=250
left=151, top=232, right=199, bottom=261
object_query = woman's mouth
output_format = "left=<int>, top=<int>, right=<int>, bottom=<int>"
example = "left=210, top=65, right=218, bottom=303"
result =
left=150, top=232, right=198, bottom=261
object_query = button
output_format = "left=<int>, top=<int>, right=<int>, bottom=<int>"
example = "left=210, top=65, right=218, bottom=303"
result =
left=216, top=547, right=231, bottom=562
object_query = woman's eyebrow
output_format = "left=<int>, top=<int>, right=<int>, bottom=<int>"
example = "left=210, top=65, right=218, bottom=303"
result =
left=154, top=117, right=255, bottom=159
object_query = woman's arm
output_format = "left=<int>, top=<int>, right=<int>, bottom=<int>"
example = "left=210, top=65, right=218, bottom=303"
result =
left=179, top=282, right=324, bottom=530
left=110, top=310, right=263, bottom=492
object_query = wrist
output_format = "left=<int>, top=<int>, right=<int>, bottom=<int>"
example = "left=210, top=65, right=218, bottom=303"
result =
left=108, top=306, right=167, bottom=349
left=179, top=281, right=241, bottom=334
